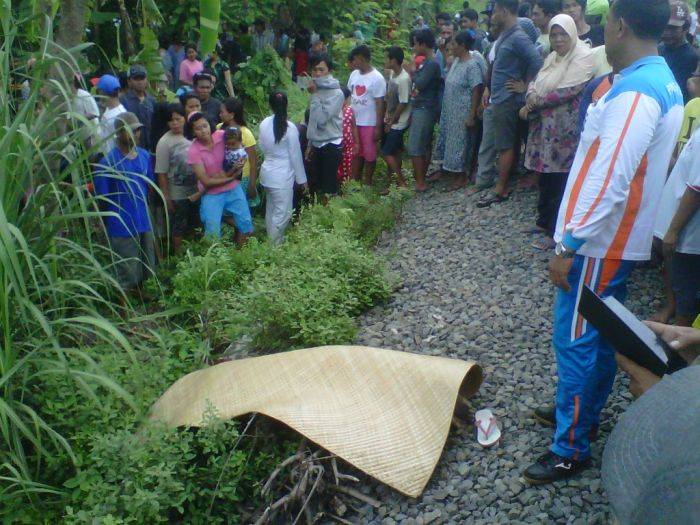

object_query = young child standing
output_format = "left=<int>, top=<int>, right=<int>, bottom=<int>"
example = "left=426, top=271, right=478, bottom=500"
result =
left=382, top=46, right=412, bottom=188
left=337, top=86, right=360, bottom=184
left=654, top=127, right=700, bottom=327
left=94, top=112, right=155, bottom=293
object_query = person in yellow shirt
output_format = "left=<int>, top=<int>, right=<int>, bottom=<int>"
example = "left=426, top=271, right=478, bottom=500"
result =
left=676, top=74, right=700, bottom=154
left=217, top=97, right=261, bottom=208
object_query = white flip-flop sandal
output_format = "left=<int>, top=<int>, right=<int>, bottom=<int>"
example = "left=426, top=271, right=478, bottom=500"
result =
left=475, top=409, right=501, bottom=448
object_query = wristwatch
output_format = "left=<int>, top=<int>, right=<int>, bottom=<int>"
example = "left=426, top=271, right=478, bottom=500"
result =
left=555, top=242, right=576, bottom=259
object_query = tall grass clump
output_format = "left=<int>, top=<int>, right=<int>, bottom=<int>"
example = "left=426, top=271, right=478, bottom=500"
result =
left=0, top=8, right=141, bottom=511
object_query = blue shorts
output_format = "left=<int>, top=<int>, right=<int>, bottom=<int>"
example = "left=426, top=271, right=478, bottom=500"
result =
left=381, top=128, right=406, bottom=156
left=200, top=185, right=253, bottom=238
left=407, top=107, right=437, bottom=157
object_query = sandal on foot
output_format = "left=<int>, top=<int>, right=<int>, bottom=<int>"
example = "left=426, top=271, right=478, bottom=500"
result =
left=475, top=409, right=501, bottom=447
left=476, top=192, right=509, bottom=208
left=531, top=237, right=556, bottom=251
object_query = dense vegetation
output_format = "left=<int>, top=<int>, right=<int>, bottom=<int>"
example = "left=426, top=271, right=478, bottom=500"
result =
left=0, top=0, right=471, bottom=520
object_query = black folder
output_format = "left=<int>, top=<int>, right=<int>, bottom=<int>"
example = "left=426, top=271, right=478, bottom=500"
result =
left=578, top=285, right=685, bottom=377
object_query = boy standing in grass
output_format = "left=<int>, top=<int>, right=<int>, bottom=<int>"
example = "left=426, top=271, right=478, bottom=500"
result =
left=382, top=46, right=411, bottom=188
left=94, top=112, right=156, bottom=293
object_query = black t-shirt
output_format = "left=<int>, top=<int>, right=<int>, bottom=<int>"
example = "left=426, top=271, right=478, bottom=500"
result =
left=580, top=25, right=605, bottom=47
left=660, top=42, right=699, bottom=103
left=412, top=57, right=442, bottom=109
left=200, top=97, right=222, bottom=131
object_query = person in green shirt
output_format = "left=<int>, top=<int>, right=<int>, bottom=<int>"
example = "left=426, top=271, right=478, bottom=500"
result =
left=204, top=44, right=234, bottom=101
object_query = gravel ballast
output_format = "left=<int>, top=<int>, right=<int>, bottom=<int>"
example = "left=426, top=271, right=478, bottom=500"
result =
left=353, top=183, right=664, bottom=524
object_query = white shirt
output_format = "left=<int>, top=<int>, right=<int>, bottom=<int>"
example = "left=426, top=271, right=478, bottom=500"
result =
left=347, top=68, right=387, bottom=127
left=72, top=88, right=100, bottom=119
left=654, top=128, right=700, bottom=254
left=691, top=11, right=698, bottom=37
left=258, top=116, right=307, bottom=189
left=71, top=88, right=101, bottom=149
left=554, top=56, right=684, bottom=260
left=386, top=69, right=412, bottom=130
left=99, top=103, right=126, bottom=155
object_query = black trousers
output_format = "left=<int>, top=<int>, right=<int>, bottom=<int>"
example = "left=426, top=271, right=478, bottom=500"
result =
left=536, top=172, right=568, bottom=237
left=313, top=143, right=342, bottom=195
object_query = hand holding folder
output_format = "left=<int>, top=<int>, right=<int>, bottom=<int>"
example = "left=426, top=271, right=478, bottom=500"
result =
left=577, top=286, right=688, bottom=378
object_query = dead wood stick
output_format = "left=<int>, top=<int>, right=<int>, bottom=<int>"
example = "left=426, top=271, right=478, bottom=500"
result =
left=328, top=484, right=381, bottom=508
left=331, top=457, right=359, bottom=484
left=328, top=514, right=355, bottom=525
left=262, top=451, right=305, bottom=495
left=292, top=466, right=324, bottom=525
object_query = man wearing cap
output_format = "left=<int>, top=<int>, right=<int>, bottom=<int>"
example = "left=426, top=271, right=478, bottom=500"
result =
left=94, top=112, right=155, bottom=293
left=120, top=65, right=156, bottom=150
left=193, top=72, right=222, bottom=131
left=96, top=74, right=126, bottom=157
left=660, top=0, right=699, bottom=102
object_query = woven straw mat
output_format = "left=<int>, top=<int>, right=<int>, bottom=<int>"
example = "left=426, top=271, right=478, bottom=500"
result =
left=149, top=345, right=483, bottom=497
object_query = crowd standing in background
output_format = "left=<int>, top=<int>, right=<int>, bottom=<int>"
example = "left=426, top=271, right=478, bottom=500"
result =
left=68, top=1, right=700, bottom=513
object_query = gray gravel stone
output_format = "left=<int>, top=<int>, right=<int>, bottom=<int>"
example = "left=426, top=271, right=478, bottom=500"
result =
left=353, top=183, right=661, bottom=523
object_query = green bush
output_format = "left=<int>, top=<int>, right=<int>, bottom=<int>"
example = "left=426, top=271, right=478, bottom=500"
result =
left=221, top=229, right=393, bottom=350
left=63, top=416, right=289, bottom=524
left=167, top=182, right=410, bottom=351
left=170, top=238, right=275, bottom=309
left=8, top=328, right=285, bottom=523
left=297, top=181, right=412, bottom=245
left=233, top=47, right=306, bottom=123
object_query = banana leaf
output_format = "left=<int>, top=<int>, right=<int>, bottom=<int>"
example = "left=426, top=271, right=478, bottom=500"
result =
left=199, top=0, right=220, bottom=55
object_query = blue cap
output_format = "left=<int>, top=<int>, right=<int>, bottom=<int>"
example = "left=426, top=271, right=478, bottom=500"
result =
left=96, top=74, right=121, bottom=95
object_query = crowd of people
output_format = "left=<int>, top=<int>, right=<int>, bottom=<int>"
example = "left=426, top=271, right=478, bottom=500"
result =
left=58, top=0, right=700, bottom=512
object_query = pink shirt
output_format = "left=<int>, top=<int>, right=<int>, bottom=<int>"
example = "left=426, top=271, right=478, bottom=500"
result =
left=179, top=59, right=203, bottom=85
left=187, top=130, right=238, bottom=194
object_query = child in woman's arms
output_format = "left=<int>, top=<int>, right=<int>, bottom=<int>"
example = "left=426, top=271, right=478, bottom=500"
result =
left=223, top=126, right=248, bottom=180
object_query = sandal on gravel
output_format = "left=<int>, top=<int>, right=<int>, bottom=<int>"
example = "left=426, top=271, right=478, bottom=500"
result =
left=476, top=192, right=509, bottom=208
left=475, top=409, right=501, bottom=447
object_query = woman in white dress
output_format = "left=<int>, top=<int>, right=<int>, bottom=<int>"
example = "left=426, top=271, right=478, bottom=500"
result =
left=258, top=91, right=308, bottom=245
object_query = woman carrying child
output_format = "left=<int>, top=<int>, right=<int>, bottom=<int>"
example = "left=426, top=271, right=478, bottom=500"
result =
left=186, top=112, right=253, bottom=243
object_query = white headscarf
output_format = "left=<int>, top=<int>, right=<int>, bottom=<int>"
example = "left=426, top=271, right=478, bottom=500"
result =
left=531, top=14, right=596, bottom=97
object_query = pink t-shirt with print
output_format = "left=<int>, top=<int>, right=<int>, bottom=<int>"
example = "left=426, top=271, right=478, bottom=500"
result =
left=187, top=130, right=238, bottom=194
left=179, top=59, right=204, bottom=85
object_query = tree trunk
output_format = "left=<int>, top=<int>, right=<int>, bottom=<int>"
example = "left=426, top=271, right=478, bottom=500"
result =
left=54, top=0, right=88, bottom=50
left=117, top=0, right=138, bottom=58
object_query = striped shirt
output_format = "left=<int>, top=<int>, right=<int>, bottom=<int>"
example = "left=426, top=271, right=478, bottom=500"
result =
left=555, top=56, right=684, bottom=260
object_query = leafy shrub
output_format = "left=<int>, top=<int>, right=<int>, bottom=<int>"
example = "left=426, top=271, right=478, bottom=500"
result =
left=232, top=47, right=308, bottom=125
left=170, top=238, right=275, bottom=309
left=297, top=181, right=412, bottom=245
left=63, top=415, right=289, bottom=524
left=165, top=181, right=409, bottom=351
left=219, top=229, right=393, bottom=350
left=11, top=327, right=286, bottom=523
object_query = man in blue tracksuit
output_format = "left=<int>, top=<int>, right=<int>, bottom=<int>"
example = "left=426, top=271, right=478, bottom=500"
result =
left=523, top=0, right=684, bottom=484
